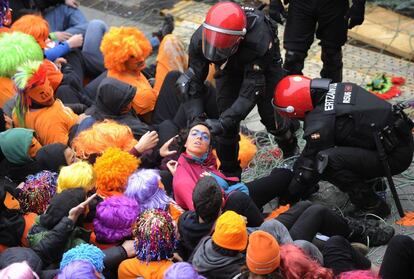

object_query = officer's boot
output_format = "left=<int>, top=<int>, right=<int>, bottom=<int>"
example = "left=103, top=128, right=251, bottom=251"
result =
left=216, top=135, right=242, bottom=179
left=346, top=183, right=391, bottom=219
left=272, top=129, right=299, bottom=159
left=283, top=50, right=307, bottom=75
left=320, top=47, right=343, bottom=82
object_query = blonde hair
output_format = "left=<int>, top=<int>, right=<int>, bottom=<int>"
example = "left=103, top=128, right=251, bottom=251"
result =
left=71, top=120, right=137, bottom=160
left=57, top=161, right=95, bottom=193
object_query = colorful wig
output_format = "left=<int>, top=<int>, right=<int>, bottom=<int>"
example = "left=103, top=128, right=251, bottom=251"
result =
left=93, top=147, right=139, bottom=197
left=93, top=195, right=139, bottom=243
left=13, top=60, right=48, bottom=127
left=338, top=270, right=379, bottom=279
left=100, top=26, right=152, bottom=73
left=57, top=161, right=95, bottom=193
left=58, top=260, right=99, bottom=279
left=60, top=244, right=105, bottom=277
left=133, top=208, right=177, bottom=262
left=18, top=170, right=58, bottom=215
left=279, top=244, right=334, bottom=279
left=71, top=120, right=137, bottom=160
left=164, top=262, right=206, bottom=279
left=125, top=168, right=170, bottom=212
left=11, top=14, right=49, bottom=48
left=0, top=261, right=39, bottom=279
left=0, top=31, right=43, bottom=78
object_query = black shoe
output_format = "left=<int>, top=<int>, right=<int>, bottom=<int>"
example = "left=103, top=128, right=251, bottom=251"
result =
left=302, top=183, right=320, bottom=200
left=347, top=217, right=395, bottom=247
left=349, top=199, right=391, bottom=219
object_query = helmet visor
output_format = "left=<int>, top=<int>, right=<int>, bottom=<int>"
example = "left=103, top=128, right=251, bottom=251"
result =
left=202, top=24, right=243, bottom=62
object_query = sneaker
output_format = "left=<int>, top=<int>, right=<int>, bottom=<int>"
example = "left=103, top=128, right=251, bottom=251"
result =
left=347, top=217, right=395, bottom=247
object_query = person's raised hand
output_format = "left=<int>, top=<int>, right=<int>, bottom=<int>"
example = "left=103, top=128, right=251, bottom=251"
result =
left=54, top=31, right=72, bottom=42
left=166, top=160, right=178, bottom=176
left=159, top=136, right=178, bottom=158
left=65, top=0, right=79, bottom=8
left=134, top=131, right=159, bottom=154
left=121, top=240, right=136, bottom=258
left=67, top=34, right=83, bottom=48
left=68, top=193, right=97, bottom=222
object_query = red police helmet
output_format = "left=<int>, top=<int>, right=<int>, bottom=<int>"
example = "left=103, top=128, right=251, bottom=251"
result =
left=273, top=75, right=313, bottom=119
left=202, top=2, right=247, bottom=62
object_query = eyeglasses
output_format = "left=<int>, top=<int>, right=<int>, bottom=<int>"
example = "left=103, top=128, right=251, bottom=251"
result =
left=189, top=129, right=210, bottom=143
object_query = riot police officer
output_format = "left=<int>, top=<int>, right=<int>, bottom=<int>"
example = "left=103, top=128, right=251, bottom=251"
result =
left=270, top=0, right=366, bottom=82
left=273, top=75, right=413, bottom=218
left=177, top=1, right=297, bottom=178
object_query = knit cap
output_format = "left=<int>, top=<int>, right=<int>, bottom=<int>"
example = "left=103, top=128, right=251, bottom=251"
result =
left=246, top=230, right=280, bottom=275
left=212, top=210, right=247, bottom=251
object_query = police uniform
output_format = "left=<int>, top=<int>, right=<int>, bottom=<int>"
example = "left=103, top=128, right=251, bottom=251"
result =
left=291, top=80, right=413, bottom=216
left=185, top=7, right=296, bottom=177
left=281, top=0, right=365, bottom=82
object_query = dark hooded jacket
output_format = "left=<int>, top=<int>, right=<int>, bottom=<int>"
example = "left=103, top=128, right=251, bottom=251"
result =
left=178, top=210, right=214, bottom=261
left=86, top=77, right=152, bottom=139
left=35, top=143, right=68, bottom=173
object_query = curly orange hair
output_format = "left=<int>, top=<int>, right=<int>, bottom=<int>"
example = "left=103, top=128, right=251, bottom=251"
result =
left=100, top=26, right=152, bottom=73
left=71, top=120, right=137, bottom=160
left=93, top=147, right=140, bottom=198
left=11, top=15, right=49, bottom=48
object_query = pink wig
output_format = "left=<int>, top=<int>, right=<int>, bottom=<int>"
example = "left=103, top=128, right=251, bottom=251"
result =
left=280, top=244, right=334, bottom=279
left=58, top=260, right=98, bottom=279
left=0, top=262, right=39, bottom=279
left=125, top=168, right=170, bottom=212
left=339, top=270, right=379, bottom=279
left=93, top=195, right=139, bottom=243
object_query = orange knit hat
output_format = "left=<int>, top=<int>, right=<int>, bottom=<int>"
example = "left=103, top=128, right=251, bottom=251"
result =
left=246, top=231, right=280, bottom=275
left=212, top=210, right=247, bottom=251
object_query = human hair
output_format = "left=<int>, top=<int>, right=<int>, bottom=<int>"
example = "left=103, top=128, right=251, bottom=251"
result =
left=100, top=26, right=152, bottom=73
left=164, top=262, right=206, bottom=279
left=133, top=208, right=177, bottom=262
left=0, top=262, right=39, bottom=279
left=71, top=120, right=137, bottom=160
left=58, top=260, right=99, bottom=279
left=125, top=168, right=170, bottom=212
left=192, top=176, right=222, bottom=223
left=0, top=31, right=43, bottom=78
left=57, top=161, right=95, bottom=193
left=11, top=14, right=49, bottom=48
left=93, top=195, right=139, bottom=243
left=279, top=244, right=334, bottom=279
left=93, top=147, right=139, bottom=197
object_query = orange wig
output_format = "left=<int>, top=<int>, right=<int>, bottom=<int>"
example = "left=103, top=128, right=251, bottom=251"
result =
left=71, top=120, right=137, bottom=160
left=11, top=15, right=49, bottom=48
left=100, top=26, right=152, bottom=73
left=93, top=147, right=140, bottom=198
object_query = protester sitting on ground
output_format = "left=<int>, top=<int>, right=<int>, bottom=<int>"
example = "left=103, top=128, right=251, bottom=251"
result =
left=0, top=31, right=44, bottom=108
left=12, top=60, right=82, bottom=145
left=171, top=120, right=295, bottom=211
left=118, top=208, right=178, bottom=279
left=191, top=210, right=247, bottom=278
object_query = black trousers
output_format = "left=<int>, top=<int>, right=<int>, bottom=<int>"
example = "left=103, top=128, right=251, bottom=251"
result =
left=322, top=235, right=371, bottom=275
left=283, top=0, right=349, bottom=82
left=276, top=201, right=350, bottom=242
left=380, top=235, right=414, bottom=279
left=320, top=139, right=413, bottom=208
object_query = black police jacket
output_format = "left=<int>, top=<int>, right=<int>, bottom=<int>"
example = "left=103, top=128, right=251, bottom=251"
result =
left=187, top=8, right=281, bottom=128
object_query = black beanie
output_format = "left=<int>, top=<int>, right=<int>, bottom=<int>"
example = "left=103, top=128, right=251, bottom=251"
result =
left=0, top=108, right=6, bottom=132
left=192, top=176, right=223, bottom=223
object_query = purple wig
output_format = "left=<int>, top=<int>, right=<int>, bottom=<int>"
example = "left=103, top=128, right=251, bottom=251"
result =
left=58, top=260, right=98, bottom=279
left=93, top=195, right=139, bottom=243
left=125, top=168, right=171, bottom=212
left=164, top=262, right=206, bottom=279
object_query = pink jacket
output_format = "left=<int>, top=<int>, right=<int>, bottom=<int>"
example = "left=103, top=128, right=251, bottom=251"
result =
left=172, top=151, right=239, bottom=210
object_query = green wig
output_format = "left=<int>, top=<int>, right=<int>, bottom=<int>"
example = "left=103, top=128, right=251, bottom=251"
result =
left=0, top=31, right=43, bottom=78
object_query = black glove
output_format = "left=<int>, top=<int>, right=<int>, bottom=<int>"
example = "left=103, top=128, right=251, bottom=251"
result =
left=346, top=0, right=366, bottom=29
left=205, top=118, right=225, bottom=136
left=269, top=0, right=287, bottom=25
left=176, top=68, right=195, bottom=101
